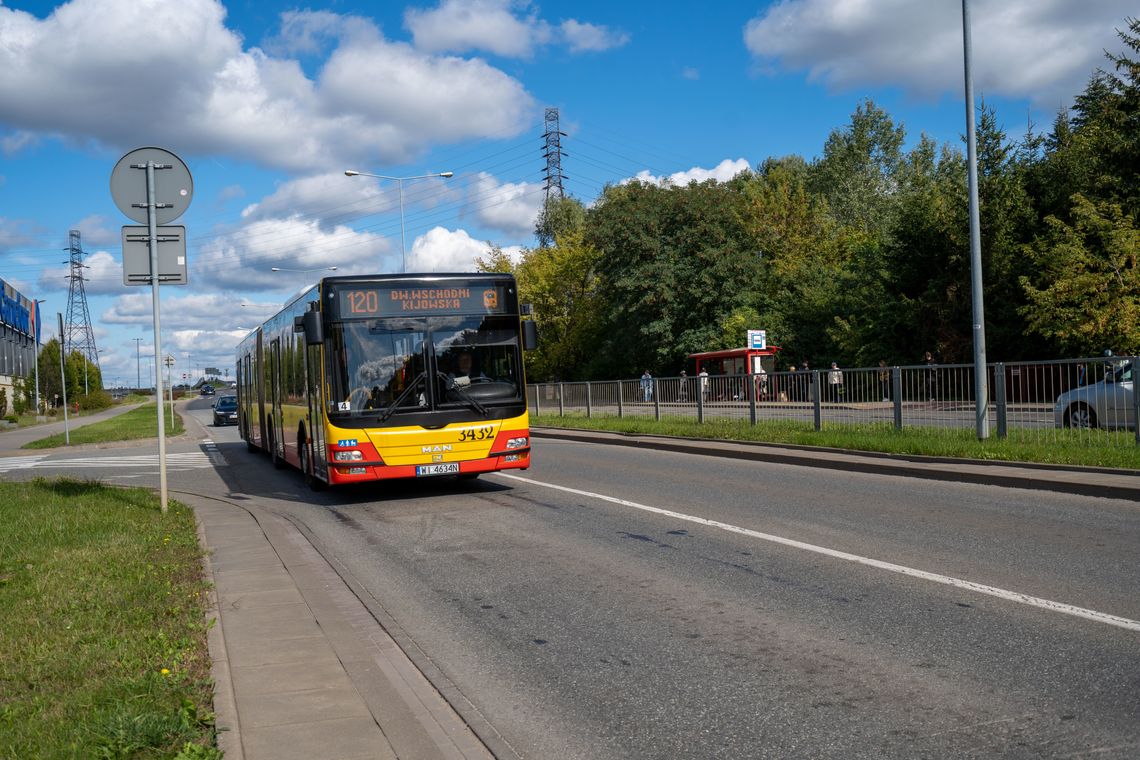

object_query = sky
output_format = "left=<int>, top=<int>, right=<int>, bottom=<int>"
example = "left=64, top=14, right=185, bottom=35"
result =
left=0, top=0, right=1135, bottom=387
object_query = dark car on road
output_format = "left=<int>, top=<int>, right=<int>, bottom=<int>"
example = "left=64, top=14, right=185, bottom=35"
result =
left=212, top=396, right=238, bottom=426
left=200, top=384, right=215, bottom=396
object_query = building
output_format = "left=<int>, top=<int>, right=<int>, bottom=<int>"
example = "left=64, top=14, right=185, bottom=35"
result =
left=0, top=277, right=38, bottom=414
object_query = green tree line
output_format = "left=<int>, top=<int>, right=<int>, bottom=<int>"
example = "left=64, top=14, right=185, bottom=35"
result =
left=482, top=19, right=1140, bottom=381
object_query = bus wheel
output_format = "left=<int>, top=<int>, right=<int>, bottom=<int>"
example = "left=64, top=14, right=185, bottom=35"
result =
left=269, top=425, right=285, bottom=469
left=300, top=437, right=326, bottom=491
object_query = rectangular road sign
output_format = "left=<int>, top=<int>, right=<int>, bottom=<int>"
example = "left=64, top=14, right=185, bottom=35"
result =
left=122, top=225, right=188, bottom=285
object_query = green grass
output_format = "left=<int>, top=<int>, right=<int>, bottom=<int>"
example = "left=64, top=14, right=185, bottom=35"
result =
left=23, top=404, right=184, bottom=450
left=533, top=414, right=1140, bottom=470
left=0, top=479, right=218, bottom=759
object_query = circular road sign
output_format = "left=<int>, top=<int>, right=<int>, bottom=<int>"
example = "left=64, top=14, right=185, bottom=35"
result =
left=110, top=146, right=193, bottom=225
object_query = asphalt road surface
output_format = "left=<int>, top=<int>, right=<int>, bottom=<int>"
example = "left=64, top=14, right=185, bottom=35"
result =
left=9, top=397, right=1139, bottom=759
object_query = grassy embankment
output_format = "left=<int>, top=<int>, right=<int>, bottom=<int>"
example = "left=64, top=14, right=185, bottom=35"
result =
left=0, top=479, right=218, bottom=759
left=23, top=403, right=184, bottom=449
left=533, top=414, right=1140, bottom=470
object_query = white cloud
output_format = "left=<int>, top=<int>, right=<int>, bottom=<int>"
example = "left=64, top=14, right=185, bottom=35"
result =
left=405, top=0, right=551, bottom=57
left=194, top=216, right=392, bottom=291
left=627, top=158, right=753, bottom=187
left=72, top=215, right=117, bottom=247
left=407, top=226, right=521, bottom=272
left=38, top=250, right=124, bottom=296
left=559, top=20, right=629, bottom=53
left=466, top=172, right=544, bottom=238
left=0, top=0, right=536, bottom=171
left=743, top=0, right=1135, bottom=107
left=405, top=1, right=629, bottom=57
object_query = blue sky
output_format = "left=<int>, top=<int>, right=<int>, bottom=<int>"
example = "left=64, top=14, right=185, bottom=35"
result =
left=0, top=0, right=1134, bottom=387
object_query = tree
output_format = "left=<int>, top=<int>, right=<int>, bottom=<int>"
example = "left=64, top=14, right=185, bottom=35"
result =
left=809, top=99, right=906, bottom=240
left=535, top=196, right=587, bottom=248
left=1020, top=194, right=1140, bottom=355
left=585, top=175, right=763, bottom=377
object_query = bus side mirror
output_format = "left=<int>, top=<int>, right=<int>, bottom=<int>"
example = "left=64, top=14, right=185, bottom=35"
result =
left=298, top=310, right=323, bottom=345
left=522, top=320, right=538, bottom=351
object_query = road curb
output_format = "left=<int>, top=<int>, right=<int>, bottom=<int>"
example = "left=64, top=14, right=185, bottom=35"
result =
left=531, top=427, right=1140, bottom=502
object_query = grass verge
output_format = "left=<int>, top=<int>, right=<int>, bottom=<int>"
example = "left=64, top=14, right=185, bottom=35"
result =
left=23, top=404, right=184, bottom=450
left=533, top=414, right=1140, bottom=470
left=0, top=478, right=218, bottom=759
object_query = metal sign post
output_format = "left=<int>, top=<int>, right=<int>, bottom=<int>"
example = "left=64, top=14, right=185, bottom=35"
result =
left=111, top=147, right=193, bottom=513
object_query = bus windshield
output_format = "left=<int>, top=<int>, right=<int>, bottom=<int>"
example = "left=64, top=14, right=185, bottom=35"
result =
left=326, top=314, right=523, bottom=420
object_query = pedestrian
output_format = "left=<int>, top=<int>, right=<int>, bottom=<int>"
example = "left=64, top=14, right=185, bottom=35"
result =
left=640, top=369, right=653, bottom=402
left=878, top=359, right=891, bottom=402
left=827, top=362, right=844, bottom=402
left=799, top=359, right=811, bottom=402
left=755, top=365, right=768, bottom=401
left=924, top=351, right=938, bottom=402
left=699, top=368, right=709, bottom=400
left=678, top=370, right=689, bottom=402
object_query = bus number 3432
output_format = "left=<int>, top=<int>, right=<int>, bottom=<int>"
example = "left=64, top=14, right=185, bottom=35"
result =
left=459, top=426, right=494, bottom=442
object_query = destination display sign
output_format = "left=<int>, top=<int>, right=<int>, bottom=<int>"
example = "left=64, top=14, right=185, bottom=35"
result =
left=334, top=282, right=514, bottom=318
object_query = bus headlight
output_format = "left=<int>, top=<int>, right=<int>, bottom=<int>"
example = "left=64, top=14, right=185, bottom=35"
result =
left=505, top=437, right=528, bottom=450
left=333, top=450, right=363, bottom=462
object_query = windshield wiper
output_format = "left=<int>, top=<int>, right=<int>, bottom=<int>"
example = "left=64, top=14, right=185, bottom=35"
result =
left=379, top=371, right=427, bottom=423
left=437, top=371, right=488, bottom=416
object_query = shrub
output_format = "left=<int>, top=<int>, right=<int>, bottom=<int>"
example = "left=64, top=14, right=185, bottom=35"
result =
left=79, top=390, right=114, bottom=411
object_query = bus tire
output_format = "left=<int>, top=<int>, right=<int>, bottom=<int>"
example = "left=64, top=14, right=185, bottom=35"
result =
left=269, top=425, right=285, bottom=469
left=300, top=431, right=326, bottom=491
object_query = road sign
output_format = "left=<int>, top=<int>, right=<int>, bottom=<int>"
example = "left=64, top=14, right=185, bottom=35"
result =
left=122, top=226, right=187, bottom=285
left=110, top=147, right=193, bottom=225
left=747, top=329, right=767, bottom=350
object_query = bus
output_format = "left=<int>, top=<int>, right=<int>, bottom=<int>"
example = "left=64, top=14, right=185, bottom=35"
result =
left=236, top=272, right=537, bottom=489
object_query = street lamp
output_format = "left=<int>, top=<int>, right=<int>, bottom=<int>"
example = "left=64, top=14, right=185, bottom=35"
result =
left=344, top=169, right=454, bottom=273
left=133, top=337, right=143, bottom=392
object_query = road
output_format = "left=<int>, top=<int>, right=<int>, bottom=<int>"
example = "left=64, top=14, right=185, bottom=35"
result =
left=4, top=397, right=1138, bottom=758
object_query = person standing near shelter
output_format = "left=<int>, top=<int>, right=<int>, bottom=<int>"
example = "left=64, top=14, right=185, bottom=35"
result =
left=678, top=370, right=689, bottom=402
left=878, top=359, right=891, bottom=402
left=827, top=362, right=844, bottom=402
left=699, top=368, right=709, bottom=400
left=924, top=351, right=938, bottom=403
left=641, top=370, right=653, bottom=402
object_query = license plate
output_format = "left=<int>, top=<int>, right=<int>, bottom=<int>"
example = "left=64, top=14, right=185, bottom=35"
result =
left=416, top=463, right=460, bottom=477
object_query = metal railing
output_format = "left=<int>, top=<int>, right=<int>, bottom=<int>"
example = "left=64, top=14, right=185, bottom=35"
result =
left=527, top=357, right=1139, bottom=448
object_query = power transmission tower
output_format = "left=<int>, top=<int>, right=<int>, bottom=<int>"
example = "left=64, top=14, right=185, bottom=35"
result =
left=539, top=107, right=568, bottom=247
left=63, top=229, right=100, bottom=382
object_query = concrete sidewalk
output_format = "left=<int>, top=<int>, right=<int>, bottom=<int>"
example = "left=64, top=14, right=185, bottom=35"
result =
left=188, top=491, right=494, bottom=760
left=531, top=426, right=1140, bottom=501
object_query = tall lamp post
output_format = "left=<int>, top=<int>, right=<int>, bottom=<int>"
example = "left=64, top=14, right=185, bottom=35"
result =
left=962, top=0, right=989, bottom=439
left=343, top=170, right=454, bottom=273
left=133, top=337, right=143, bottom=392
left=33, top=299, right=46, bottom=414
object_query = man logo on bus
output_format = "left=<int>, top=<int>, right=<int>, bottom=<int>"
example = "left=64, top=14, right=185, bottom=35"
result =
left=483, top=289, right=498, bottom=309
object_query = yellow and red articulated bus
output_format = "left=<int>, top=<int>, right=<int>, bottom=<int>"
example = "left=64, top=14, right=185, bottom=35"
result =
left=236, top=272, right=537, bottom=489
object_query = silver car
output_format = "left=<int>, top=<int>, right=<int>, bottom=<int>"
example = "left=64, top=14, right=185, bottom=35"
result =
left=1054, top=361, right=1135, bottom=429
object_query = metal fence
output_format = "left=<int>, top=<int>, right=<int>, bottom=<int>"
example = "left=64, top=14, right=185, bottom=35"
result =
left=527, top=357, right=1139, bottom=448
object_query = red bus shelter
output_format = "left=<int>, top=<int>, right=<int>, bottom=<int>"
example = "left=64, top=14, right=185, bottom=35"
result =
left=687, top=346, right=782, bottom=401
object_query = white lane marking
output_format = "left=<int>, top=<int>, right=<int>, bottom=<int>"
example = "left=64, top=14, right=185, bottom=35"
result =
left=0, top=454, right=49, bottom=472
left=18, top=452, right=220, bottom=471
left=494, top=473, right=1140, bottom=633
